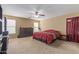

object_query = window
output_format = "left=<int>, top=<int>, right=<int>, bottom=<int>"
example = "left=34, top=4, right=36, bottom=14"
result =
left=7, top=20, right=16, bottom=34
left=34, top=22, right=39, bottom=32
left=2, top=19, right=16, bottom=34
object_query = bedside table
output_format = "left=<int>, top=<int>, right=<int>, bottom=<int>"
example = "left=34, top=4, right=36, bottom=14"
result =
left=60, top=35, right=67, bottom=41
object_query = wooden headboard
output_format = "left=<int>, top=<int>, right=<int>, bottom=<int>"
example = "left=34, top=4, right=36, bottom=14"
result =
left=18, top=27, right=33, bottom=38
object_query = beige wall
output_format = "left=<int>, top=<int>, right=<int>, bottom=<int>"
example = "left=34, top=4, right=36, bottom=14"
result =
left=4, top=12, right=79, bottom=38
left=4, top=15, right=40, bottom=38
left=40, top=12, right=79, bottom=35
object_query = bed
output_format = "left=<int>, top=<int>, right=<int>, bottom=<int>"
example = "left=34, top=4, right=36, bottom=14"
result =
left=33, top=29, right=61, bottom=44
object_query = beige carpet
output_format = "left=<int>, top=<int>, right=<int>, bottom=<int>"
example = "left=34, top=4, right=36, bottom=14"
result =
left=7, top=37, right=79, bottom=54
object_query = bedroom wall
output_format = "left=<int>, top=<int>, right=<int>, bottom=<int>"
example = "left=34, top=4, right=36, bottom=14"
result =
left=4, top=15, right=40, bottom=38
left=40, top=12, right=79, bottom=35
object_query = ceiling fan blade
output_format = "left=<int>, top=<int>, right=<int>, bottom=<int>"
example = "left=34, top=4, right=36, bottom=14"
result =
left=39, top=14, right=45, bottom=16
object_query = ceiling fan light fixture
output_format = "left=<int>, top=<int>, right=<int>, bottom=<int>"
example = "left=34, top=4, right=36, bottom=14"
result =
left=33, top=15, right=39, bottom=18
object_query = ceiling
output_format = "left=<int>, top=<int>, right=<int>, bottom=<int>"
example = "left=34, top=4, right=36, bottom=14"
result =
left=2, top=4, right=79, bottom=20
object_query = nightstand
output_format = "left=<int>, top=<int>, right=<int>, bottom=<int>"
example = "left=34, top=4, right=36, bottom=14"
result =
left=60, top=35, right=67, bottom=41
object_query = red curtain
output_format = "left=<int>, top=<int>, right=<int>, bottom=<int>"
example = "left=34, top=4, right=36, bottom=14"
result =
left=66, top=17, right=79, bottom=42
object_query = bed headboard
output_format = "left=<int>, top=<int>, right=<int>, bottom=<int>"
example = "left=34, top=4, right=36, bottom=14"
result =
left=18, top=27, right=33, bottom=38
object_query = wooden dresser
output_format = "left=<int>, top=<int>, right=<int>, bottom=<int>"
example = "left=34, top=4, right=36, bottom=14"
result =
left=18, top=27, right=33, bottom=38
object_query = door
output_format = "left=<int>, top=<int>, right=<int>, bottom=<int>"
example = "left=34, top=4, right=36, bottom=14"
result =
left=33, top=22, right=39, bottom=32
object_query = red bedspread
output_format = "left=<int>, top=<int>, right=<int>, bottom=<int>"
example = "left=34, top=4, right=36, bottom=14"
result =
left=33, top=30, right=61, bottom=44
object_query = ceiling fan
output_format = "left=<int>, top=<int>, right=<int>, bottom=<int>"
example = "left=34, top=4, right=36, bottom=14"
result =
left=26, top=8, right=45, bottom=18
left=34, top=11, right=45, bottom=17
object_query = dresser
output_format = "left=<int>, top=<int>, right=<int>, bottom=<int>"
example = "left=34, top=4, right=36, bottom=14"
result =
left=18, top=27, right=33, bottom=38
